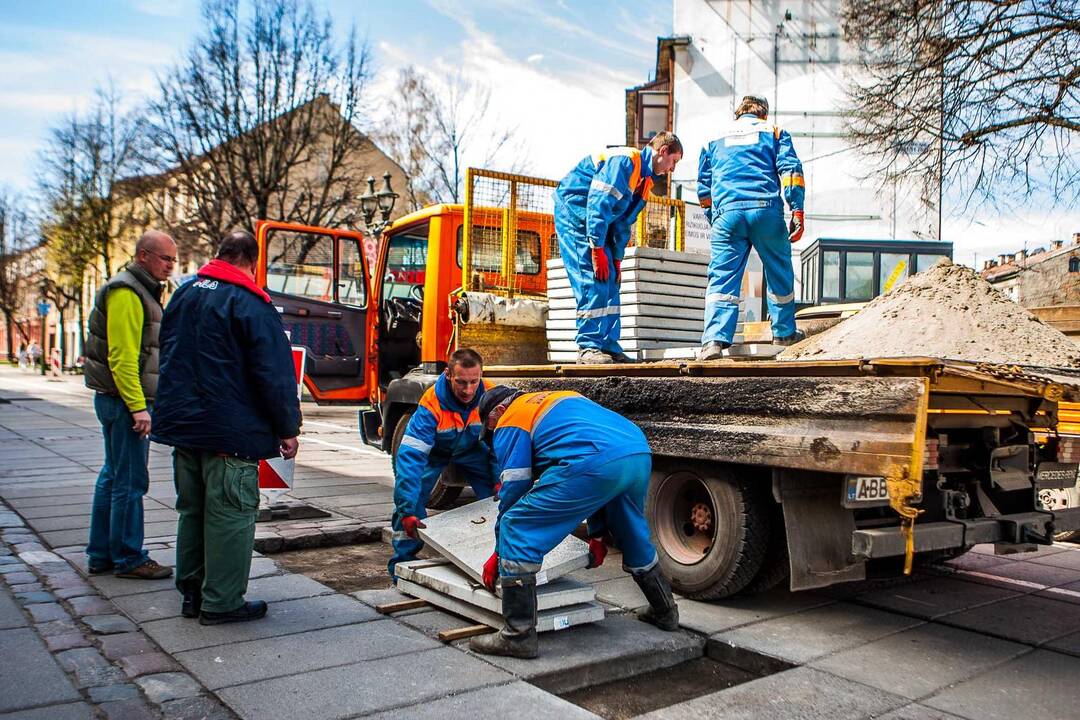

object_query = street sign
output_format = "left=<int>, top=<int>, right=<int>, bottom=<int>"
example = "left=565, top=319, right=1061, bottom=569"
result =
left=37, top=302, right=51, bottom=317
left=258, top=346, right=306, bottom=499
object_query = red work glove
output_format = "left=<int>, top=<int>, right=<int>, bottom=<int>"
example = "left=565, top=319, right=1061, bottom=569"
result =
left=492, top=482, right=502, bottom=500
left=587, top=537, right=608, bottom=569
left=591, top=246, right=610, bottom=282
left=788, top=210, right=805, bottom=243
left=482, top=551, right=499, bottom=592
left=613, top=259, right=622, bottom=284
left=402, top=515, right=426, bottom=539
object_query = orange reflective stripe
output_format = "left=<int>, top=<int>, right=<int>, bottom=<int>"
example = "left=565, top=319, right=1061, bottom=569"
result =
left=498, top=391, right=580, bottom=433
left=781, top=174, right=805, bottom=188
left=419, top=387, right=464, bottom=432
left=627, top=152, right=642, bottom=193
left=418, top=387, right=440, bottom=416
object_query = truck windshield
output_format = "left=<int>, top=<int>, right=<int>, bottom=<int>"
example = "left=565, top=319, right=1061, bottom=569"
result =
left=382, top=225, right=428, bottom=300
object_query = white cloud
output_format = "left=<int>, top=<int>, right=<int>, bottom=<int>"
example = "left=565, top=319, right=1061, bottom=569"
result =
left=945, top=208, right=1080, bottom=269
left=527, top=53, right=544, bottom=63
left=130, top=0, right=187, bottom=17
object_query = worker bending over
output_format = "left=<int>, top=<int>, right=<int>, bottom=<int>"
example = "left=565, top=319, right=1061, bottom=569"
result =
left=470, top=386, right=679, bottom=659
left=554, top=132, right=683, bottom=364
left=388, top=348, right=496, bottom=580
left=697, top=95, right=806, bottom=360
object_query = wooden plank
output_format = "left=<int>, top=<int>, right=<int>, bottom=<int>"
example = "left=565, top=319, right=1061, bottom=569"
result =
left=438, top=625, right=495, bottom=642
left=375, top=598, right=429, bottom=614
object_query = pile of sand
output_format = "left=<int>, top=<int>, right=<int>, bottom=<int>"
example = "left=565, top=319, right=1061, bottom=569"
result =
left=779, top=259, right=1080, bottom=368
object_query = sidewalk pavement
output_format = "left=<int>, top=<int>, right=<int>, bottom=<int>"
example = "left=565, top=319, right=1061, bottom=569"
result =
left=2, top=365, right=1080, bottom=720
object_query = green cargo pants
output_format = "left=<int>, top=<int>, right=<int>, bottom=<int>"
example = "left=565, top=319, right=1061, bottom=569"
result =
left=173, top=448, right=259, bottom=613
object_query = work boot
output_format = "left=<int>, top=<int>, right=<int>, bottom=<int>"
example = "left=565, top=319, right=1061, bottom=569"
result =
left=199, top=600, right=268, bottom=626
left=632, top=564, right=680, bottom=631
left=114, top=559, right=173, bottom=580
left=469, top=574, right=539, bottom=659
left=605, top=350, right=635, bottom=363
left=179, top=579, right=202, bottom=619
left=772, top=330, right=805, bottom=347
left=577, top=348, right=614, bottom=365
left=698, top=341, right=730, bottom=361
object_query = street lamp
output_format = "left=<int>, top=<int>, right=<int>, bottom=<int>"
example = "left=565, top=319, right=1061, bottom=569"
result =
left=36, top=283, right=50, bottom=377
left=359, top=172, right=399, bottom=237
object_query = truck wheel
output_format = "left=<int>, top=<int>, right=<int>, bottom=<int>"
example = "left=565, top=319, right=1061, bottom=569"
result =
left=742, top=501, right=789, bottom=594
left=390, top=411, right=463, bottom=510
left=648, top=464, right=770, bottom=599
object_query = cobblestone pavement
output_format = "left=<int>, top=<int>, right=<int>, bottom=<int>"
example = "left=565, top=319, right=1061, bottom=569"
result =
left=2, top=366, right=1079, bottom=720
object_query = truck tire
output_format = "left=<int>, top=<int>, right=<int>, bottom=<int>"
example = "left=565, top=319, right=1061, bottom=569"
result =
left=647, top=464, right=770, bottom=599
left=390, top=411, right=463, bottom=510
left=742, top=501, right=790, bottom=594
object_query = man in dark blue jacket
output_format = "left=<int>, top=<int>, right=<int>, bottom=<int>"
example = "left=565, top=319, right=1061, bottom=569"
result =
left=152, top=230, right=300, bottom=626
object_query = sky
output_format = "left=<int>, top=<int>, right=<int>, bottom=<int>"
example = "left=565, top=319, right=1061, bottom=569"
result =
left=1, top=0, right=1076, bottom=268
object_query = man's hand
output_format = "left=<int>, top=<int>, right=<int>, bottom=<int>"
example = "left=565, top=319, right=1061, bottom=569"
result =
left=131, top=410, right=151, bottom=438
left=587, top=537, right=608, bottom=569
left=788, top=210, right=805, bottom=243
left=492, top=482, right=502, bottom=501
left=402, top=515, right=426, bottom=539
left=482, top=551, right=499, bottom=592
left=613, top=259, right=622, bottom=284
left=590, top=246, right=610, bottom=282
left=279, top=437, right=299, bottom=460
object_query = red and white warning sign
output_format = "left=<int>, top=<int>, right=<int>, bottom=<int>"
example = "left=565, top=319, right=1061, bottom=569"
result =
left=258, top=346, right=306, bottom=497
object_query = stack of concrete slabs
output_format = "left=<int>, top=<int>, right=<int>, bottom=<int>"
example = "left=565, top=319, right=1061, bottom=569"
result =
left=396, top=559, right=605, bottom=632
left=416, top=499, right=590, bottom=587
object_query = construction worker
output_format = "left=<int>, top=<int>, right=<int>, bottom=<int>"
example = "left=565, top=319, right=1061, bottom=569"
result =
left=470, top=386, right=679, bottom=659
left=554, top=132, right=683, bottom=364
left=697, top=95, right=806, bottom=360
left=388, top=348, right=496, bottom=580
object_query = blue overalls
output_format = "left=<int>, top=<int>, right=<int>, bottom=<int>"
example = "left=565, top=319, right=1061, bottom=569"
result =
left=697, top=115, right=805, bottom=344
left=388, top=375, right=496, bottom=579
left=489, top=391, right=657, bottom=578
left=554, top=146, right=655, bottom=353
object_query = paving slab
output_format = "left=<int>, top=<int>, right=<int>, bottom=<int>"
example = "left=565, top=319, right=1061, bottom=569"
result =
left=462, top=613, right=704, bottom=694
left=0, top=628, right=81, bottom=711
left=854, top=575, right=1022, bottom=620
left=350, top=586, right=431, bottom=615
left=135, top=672, right=203, bottom=703
left=0, top=702, right=96, bottom=719
left=140, top=593, right=380, bottom=653
left=364, top=680, right=601, bottom=720
left=636, top=666, right=906, bottom=720
left=397, top=559, right=595, bottom=611
left=176, top=618, right=440, bottom=689
left=397, top=607, right=476, bottom=635
left=936, top=593, right=1080, bottom=646
left=810, top=624, right=1028, bottom=700
left=1026, top=547, right=1080, bottom=571
left=417, top=499, right=588, bottom=586
left=961, top=559, right=1080, bottom=588
left=876, top=704, right=967, bottom=719
left=924, top=649, right=1079, bottom=720
left=216, top=646, right=513, bottom=720
left=0, top=585, right=28, bottom=629
left=86, top=572, right=177, bottom=598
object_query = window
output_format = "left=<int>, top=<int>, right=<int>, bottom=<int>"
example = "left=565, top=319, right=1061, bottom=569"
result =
left=1069, top=255, right=1079, bottom=273
left=265, top=230, right=333, bottom=302
left=336, top=237, right=366, bottom=306
left=916, top=254, right=948, bottom=273
left=879, top=253, right=909, bottom=293
left=845, top=252, right=874, bottom=300
left=822, top=251, right=841, bottom=299
left=455, top=226, right=542, bottom=275
left=383, top=226, right=429, bottom=300
left=637, top=90, right=669, bottom=143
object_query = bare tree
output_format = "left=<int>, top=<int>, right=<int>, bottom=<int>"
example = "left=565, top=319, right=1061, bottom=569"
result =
left=842, top=0, right=1080, bottom=208
left=147, top=0, right=373, bottom=253
left=378, top=67, right=528, bottom=206
left=0, top=191, right=36, bottom=361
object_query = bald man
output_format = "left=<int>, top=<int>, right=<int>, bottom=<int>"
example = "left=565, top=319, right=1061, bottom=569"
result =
left=84, top=230, right=177, bottom=580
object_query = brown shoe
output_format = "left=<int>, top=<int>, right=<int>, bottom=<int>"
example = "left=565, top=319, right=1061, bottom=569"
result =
left=115, top=559, right=173, bottom=580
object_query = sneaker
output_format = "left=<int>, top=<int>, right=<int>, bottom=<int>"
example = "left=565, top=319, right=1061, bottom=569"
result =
left=605, top=351, right=635, bottom=363
left=577, top=348, right=614, bottom=365
left=698, top=341, right=730, bottom=361
left=199, top=600, right=268, bottom=626
left=772, top=330, right=806, bottom=347
left=114, top=559, right=173, bottom=580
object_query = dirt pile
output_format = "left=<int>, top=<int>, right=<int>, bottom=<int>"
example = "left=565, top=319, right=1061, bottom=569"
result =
left=779, top=258, right=1080, bottom=367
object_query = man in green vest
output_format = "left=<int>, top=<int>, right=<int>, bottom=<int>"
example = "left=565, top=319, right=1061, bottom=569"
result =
left=84, top=230, right=177, bottom=580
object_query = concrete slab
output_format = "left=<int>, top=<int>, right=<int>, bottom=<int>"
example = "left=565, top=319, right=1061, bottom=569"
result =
left=141, top=594, right=380, bottom=653
left=460, top=613, right=704, bottom=694
left=0, top=702, right=96, bottom=719
left=591, top=576, right=650, bottom=610
left=397, top=559, right=595, bottom=612
left=216, top=647, right=513, bottom=720
left=0, top=586, right=27, bottom=630
left=876, top=704, right=967, bottom=719
left=1026, top=546, right=1080, bottom=570
left=363, top=680, right=601, bottom=720
left=936, top=593, right=1080, bottom=645
left=924, top=649, right=1080, bottom=720
left=810, top=624, right=1028, bottom=700
left=86, top=572, right=176, bottom=598
left=709, top=603, right=923, bottom=668
left=417, top=499, right=588, bottom=586
left=1044, top=627, right=1080, bottom=657
left=675, top=590, right=835, bottom=637
left=0, top=627, right=82, bottom=712
left=397, top=608, right=475, bottom=636
left=176, top=618, right=440, bottom=689
left=854, top=575, right=1023, bottom=620
left=636, top=667, right=906, bottom=720
left=963, top=559, right=1080, bottom=588
left=397, top=577, right=604, bottom=632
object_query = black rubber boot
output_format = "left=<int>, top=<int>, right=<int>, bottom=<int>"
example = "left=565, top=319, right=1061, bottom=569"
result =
left=469, top=574, right=539, bottom=659
left=632, top=564, right=680, bottom=631
left=179, top=579, right=202, bottom=619
left=199, top=600, right=268, bottom=626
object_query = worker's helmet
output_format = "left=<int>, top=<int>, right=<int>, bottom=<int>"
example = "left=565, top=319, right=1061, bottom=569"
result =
left=477, top=385, right=523, bottom=433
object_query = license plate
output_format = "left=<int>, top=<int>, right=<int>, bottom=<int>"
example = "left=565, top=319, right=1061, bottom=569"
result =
left=844, top=476, right=891, bottom=507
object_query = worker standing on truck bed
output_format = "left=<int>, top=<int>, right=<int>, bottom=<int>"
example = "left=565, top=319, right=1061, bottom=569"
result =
left=554, top=132, right=683, bottom=364
left=388, top=348, right=497, bottom=580
left=470, top=385, right=679, bottom=659
left=697, top=94, right=806, bottom=360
